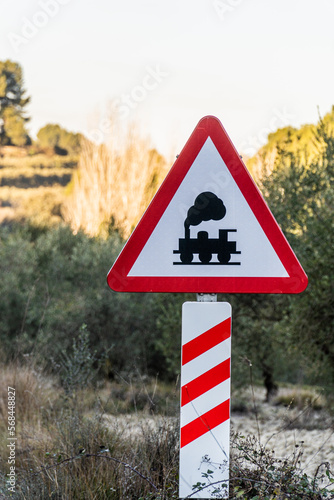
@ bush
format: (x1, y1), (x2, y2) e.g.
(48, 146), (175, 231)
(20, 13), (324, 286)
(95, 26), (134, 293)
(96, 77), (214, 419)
(0, 223), (166, 379)
(230, 432), (334, 499)
(37, 123), (82, 155)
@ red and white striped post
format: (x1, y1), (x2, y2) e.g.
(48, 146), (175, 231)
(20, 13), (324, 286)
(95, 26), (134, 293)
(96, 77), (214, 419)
(179, 300), (231, 499)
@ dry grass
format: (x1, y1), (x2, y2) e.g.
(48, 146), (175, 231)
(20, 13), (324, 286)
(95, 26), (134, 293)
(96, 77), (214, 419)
(0, 361), (180, 499)
(63, 127), (168, 239)
(0, 166), (73, 180)
(0, 146), (28, 158)
(0, 154), (77, 170)
(0, 186), (66, 225)
(0, 152), (78, 226)
(0, 359), (59, 431)
(1, 361), (333, 499)
(273, 386), (326, 412)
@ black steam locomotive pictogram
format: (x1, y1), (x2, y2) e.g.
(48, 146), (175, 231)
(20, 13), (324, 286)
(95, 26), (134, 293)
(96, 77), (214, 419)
(173, 192), (241, 265)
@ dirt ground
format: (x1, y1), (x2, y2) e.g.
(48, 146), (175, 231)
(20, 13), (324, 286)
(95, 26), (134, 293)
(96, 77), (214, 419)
(104, 386), (334, 482)
(231, 387), (334, 479)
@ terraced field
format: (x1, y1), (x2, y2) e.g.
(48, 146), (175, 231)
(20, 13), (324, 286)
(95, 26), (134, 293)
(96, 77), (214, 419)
(0, 147), (78, 225)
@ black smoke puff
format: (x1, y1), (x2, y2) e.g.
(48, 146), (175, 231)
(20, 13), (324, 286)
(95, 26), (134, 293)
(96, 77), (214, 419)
(185, 192), (226, 229)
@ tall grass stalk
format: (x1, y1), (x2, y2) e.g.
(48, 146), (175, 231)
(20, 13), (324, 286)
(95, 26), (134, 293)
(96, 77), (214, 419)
(63, 126), (168, 239)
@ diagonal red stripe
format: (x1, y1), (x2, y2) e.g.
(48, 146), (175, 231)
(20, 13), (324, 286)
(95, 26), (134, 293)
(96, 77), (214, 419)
(182, 317), (231, 365)
(181, 358), (230, 407)
(180, 399), (230, 448)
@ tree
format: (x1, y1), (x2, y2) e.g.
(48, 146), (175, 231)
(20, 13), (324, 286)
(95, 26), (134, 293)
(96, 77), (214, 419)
(261, 120), (334, 397)
(0, 59), (30, 146)
(247, 107), (334, 181)
(222, 111), (334, 399)
(37, 123), (62, 149)
(37, 123), (82, 155)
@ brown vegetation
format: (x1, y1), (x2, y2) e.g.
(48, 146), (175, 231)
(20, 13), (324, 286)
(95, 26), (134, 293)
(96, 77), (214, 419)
(63, 129), (168, 239)
(1, 360), (333, 499)
(0, 149), (77, 225)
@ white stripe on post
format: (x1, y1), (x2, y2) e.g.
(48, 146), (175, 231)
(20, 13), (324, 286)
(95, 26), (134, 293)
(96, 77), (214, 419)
(179, 301), (231, 499)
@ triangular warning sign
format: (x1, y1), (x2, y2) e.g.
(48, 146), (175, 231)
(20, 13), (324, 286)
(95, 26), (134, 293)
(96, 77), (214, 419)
(107, 116), (308, 294)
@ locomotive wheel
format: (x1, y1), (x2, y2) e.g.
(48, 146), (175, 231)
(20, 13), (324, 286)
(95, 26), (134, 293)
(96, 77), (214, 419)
(199, 252), (212, 264)
(218, 252), (231, 264)
(180, 250), (193, 264)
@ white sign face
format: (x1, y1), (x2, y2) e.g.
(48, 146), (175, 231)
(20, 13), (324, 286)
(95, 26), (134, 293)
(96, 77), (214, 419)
(128, 137), (288, 278)
(179, 301), (231, 499)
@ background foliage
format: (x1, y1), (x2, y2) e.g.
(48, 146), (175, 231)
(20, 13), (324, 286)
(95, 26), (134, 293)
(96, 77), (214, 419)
(36, 123), (82, 155)
(63, 130), (168, 239)
(0, 60), (30, 146)
(0, 108), (333, 404)
(0, 59), (333, 402)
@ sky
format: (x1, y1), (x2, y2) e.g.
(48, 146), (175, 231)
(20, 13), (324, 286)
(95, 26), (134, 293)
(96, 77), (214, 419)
(1, 0), (334, 159)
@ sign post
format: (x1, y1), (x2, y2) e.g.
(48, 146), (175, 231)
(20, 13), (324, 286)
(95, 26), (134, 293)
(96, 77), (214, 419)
(107, 116), (308, 498)
(180, 299), (231, 499)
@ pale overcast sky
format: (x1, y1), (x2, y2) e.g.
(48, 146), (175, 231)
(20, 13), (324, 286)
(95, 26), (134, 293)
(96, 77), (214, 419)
(1, 0), (333, 157)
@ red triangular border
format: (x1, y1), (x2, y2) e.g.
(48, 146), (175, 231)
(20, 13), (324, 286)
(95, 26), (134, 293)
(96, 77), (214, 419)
(107, 116), (308, 293)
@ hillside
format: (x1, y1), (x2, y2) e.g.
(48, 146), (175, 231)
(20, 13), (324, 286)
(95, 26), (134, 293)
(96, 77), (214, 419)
(246, 106), (334, 180)
(1, 107), (333, 230)
(0, 146), (77, 226)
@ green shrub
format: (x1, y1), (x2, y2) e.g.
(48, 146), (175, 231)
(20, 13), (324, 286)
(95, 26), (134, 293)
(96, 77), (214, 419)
(0, 223), (166, 379)
(230, 432), (334, 499)
(37, 123), (82, 155)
